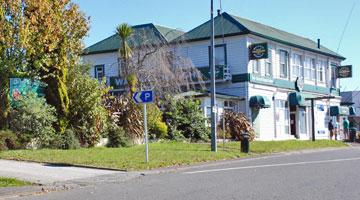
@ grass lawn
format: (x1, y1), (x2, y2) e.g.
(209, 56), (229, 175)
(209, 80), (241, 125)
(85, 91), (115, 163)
(0, 177), (31, 188)
(0, 140), (346, 171)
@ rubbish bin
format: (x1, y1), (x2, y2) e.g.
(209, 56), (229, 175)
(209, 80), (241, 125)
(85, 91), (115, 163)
(241, 132), (250, 153)
(349, 128), (357, 142)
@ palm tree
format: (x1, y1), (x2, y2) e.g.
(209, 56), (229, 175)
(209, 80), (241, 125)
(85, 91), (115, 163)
(116, 23), (133, 78)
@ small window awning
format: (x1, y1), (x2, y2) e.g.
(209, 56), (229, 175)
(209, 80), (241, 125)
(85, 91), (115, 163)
(350, 107), (357, 116)
(330, 106), (350, 116)
(249, 95), (271, 109)
(288, 92), (308, 107)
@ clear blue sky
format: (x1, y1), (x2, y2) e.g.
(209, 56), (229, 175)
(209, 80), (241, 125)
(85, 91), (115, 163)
(73, 0), (359, 91)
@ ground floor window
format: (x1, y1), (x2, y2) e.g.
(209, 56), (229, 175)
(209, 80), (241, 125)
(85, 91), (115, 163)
(299, 107), (307, 135)
(275, 100), (290, 135)
(224, 100), (237, 112)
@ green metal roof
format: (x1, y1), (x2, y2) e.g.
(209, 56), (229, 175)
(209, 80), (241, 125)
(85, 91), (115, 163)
(83, 23), (184, 55)
(177, 12), (345, 60)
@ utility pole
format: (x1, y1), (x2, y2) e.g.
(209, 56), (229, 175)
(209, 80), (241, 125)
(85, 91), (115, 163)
(210, 0), (217, 152)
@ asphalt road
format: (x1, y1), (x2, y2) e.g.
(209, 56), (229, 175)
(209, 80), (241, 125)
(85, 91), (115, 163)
(12, 146), (360, 200)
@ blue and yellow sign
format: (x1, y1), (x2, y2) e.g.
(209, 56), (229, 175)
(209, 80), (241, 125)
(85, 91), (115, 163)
(249, 43), (268, 60)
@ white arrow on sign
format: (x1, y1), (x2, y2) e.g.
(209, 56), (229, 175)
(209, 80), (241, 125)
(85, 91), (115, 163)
(133, 92), (142, 103)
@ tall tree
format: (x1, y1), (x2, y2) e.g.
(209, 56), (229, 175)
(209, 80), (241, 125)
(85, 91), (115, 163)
(0, 0), (27, 129)
(1, 0), (89, 132)
(22, 0), (89, 133)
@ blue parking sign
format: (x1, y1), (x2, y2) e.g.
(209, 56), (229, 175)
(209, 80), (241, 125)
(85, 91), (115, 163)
(133, 90), (154, 104)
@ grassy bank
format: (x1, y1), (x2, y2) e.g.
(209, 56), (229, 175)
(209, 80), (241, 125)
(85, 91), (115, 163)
(0, 177), (31, 188)
(0, 140), (346, 171)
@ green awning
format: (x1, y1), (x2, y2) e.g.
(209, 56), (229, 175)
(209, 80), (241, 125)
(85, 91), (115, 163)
(350, 107), (357, 116)
(288, 92), (308, 107)
(249, 95), (271, 109)
(330, 106), (350, 116)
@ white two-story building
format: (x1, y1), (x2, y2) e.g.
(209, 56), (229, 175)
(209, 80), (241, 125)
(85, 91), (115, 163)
(82, 12), (350, 141)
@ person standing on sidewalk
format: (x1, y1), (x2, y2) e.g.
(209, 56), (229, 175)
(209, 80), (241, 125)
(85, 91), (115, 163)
(328, 120), (334, 140)
(343, 118), (350, 141)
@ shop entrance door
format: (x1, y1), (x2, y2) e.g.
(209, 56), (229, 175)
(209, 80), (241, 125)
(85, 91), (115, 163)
(290, 113), (297, 138)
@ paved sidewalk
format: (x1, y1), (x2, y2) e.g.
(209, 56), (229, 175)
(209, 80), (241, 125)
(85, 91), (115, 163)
(0, 160), (121, 185)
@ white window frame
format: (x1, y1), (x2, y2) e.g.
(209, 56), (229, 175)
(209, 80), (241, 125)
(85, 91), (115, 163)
(317, 60), (326, 83)
(94, 65), (105, 82)
(253, 60), (261, 74)
(311, 58), (316, 80)
(292, 53), (304, 78)
(279, 50), (289, 79)
(275, 100), (290, 135)
(265, 48), (273, 77)
(330, 63), (338, 88)
(304, 57), (316, 81)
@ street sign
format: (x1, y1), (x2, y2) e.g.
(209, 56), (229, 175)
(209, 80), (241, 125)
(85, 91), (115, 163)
(132, 90), (154, 104)
(132, 90), (154, 163)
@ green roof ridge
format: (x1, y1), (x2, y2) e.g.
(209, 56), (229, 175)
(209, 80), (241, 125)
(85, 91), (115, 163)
(83, 23), (184, 55)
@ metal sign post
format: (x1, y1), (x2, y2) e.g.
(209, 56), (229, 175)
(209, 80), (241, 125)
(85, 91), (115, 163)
(133, 90), (154, 163)
(143, 103), (149, 163)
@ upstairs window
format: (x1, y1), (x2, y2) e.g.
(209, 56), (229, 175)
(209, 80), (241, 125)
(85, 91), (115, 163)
(253, 60), (261, 74)
(279, 50), (289, 78)
(265, 48), (272, 77)
(292, 54), (304, 78)
(317, 60), (326, 83)
(209, 44), (227, 66)
(94, 65), (105, 82)
(304, 57), (316, 81)
(331, 63), (337, 88)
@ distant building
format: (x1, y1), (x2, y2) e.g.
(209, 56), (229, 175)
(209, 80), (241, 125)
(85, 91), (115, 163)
(81, 12), (350, 141)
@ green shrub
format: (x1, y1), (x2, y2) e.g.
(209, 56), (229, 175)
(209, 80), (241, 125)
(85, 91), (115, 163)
(9, 92), (57, 148)
(107, 124), (131, 148)
(163, 97), (210, 142)
(0, 130), (19, 150)
(67, 64), (110, 147)
(147, 105), (168, 139)
(57, 129), (80, 150)
(152, 121), (168, 139)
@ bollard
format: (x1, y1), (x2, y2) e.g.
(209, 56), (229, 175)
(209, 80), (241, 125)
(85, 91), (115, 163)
(241, 132), (250, 153)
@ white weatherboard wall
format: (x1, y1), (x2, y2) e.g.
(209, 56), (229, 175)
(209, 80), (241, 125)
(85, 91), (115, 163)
(82, 52), (119, 78)
(175, 35), (248, 75)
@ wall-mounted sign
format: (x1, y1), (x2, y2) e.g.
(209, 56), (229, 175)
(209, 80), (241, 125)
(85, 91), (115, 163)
(109, 77), (125, 90)
(249, 43), (268, 60)
(337, 65), (352, 78)
(295, 77), (304, 92)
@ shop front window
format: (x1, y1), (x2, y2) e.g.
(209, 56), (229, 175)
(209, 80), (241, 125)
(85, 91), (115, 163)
(276, 100), (290, 135)
(299, 107), (307, 135)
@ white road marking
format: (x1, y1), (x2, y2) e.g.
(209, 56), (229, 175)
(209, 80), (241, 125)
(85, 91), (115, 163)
(184, 157), (360, 174)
